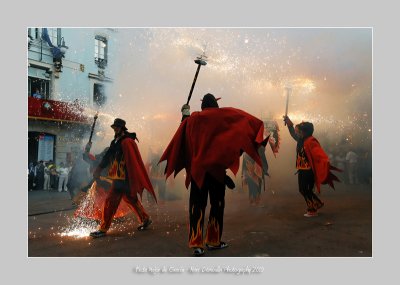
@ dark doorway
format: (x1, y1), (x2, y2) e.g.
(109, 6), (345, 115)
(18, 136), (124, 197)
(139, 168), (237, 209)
(94, 83), (106, 107)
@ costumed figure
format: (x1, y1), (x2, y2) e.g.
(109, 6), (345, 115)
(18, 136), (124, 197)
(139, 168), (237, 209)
(72, 143), (131, 221)
(147, 148), (167, 204)
(89, 118), (157, 238)
(242, 144), (269, 205)
(160, 93), (267, 256)
(283, 116), (341, 217)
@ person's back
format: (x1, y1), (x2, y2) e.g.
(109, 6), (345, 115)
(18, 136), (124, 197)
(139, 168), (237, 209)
(43, 163), (51, 190)
(346, 151), (358, 164)
(346, 150), (359, 184)
(161, 93), (266, 256)
(335, 152), (346, 170)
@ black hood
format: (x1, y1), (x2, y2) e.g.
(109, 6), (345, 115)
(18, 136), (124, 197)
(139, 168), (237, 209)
(201, 93), (219, 110)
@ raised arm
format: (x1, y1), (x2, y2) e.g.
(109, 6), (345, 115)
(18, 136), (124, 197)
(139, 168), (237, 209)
(283, 116), (299, 142)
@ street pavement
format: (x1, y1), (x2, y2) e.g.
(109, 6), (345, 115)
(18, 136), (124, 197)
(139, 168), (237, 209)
(28, 189), (75, 216)
(28, 182), (372, 257)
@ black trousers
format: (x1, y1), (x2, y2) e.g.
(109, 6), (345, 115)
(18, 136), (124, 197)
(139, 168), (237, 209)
(298, 169), (323, 212)
(188, 173), (225, 248)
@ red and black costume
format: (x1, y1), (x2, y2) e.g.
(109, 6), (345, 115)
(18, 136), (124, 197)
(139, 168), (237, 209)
(73, 147), (131, 221)
(92, 122), (156, 235)
(160, 94), (265, 250)
(286, 119), (341, 214)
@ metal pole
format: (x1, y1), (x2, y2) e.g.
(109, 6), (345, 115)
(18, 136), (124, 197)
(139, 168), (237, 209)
(88, 112), (98, 144)
(186, 57), (207, 105)
(40, 37), (43, 62)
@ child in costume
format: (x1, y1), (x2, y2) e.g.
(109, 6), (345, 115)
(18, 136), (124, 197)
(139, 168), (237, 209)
(283, 116), (341, 217)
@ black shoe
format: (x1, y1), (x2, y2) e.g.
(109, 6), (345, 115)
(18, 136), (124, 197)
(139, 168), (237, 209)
(206, 241), (229, 250)
(137, 219), (152, 231)
(193, 247), (205, 256)
(225, 175), (235, 189)
(89, 230), (106, 238)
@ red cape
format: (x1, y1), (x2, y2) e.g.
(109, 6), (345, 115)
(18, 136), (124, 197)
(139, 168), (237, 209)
(121, 138), (157, 202)
(303, 136), (341, 193)
(160, 107), (265, 189)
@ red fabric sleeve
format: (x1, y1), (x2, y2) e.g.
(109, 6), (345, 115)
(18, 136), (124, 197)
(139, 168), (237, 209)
(121, 138), (157, 202)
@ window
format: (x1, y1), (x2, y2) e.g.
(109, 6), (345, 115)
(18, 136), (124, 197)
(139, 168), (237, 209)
(94, 35), (108, 68)
(28, 28), (60, 45)
(29, 76), (50, 99)
(93, 83), (106, 107)
(35, 28), (41, 40)
(47, 28), (58, 45)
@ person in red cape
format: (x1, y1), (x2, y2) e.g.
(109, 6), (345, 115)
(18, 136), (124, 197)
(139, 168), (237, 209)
(160, 93), (266, 256)
(89, 118), (157, 238)
(72, 143), (131, 221)
(283, 116), (341, 217)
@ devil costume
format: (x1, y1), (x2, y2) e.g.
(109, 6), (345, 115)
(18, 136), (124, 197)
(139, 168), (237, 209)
(73, 146), (131, 221)
(285, 118), (341, 216)
(90, 119), (156, 237)
(242, 145), (269, 205)
(160, 94), (265, 254)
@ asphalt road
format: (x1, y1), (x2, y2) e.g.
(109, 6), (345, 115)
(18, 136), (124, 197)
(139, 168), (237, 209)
(28, 182), (372, 257)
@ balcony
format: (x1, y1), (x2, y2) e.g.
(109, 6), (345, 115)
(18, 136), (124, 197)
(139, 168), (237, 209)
(28, 97), (90, 124)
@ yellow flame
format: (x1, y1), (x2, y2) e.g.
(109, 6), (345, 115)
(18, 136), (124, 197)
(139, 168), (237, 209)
(189, 210), (203, 247)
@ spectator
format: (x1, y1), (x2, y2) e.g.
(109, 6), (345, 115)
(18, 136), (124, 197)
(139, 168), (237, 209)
(346, 149), (359, 185)
(327, 148), (335, 166)
(43, 162), (51, 190)
(35, 160), (45, 190)
(32, 88), (42, 99)
(48, 160), (58, 189)
(28, 162), (36, 191)
(335, 150), (347, 184)
(58, 162), (70, 192)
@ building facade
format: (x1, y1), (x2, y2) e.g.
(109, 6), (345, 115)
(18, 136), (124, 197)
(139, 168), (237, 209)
(28, 28), (116, 165)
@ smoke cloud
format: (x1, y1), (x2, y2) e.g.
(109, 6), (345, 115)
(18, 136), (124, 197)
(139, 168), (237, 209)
(84, 28), (371, 195)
